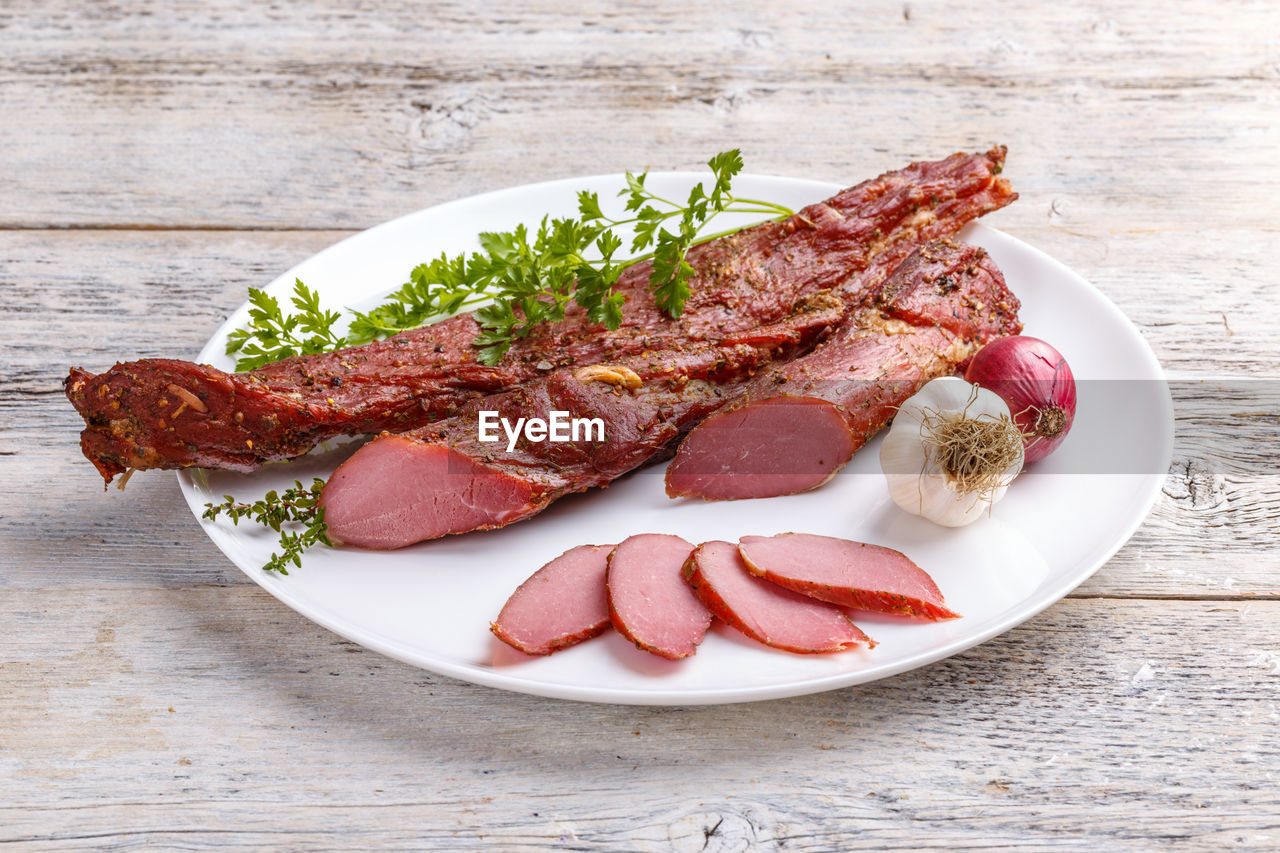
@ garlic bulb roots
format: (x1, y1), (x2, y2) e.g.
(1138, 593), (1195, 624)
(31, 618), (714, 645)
(879, 376), (1025, 527)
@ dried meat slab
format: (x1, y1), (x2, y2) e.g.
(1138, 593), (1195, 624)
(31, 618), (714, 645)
(66, 149), (1015, 483)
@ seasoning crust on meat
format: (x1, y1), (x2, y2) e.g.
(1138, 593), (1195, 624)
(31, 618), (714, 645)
(65, 149), (1015, 484)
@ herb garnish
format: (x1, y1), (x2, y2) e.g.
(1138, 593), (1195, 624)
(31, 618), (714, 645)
(202, 479), (330, 575)
(225, 281), (350, 371)
(224, 150), (793, 370)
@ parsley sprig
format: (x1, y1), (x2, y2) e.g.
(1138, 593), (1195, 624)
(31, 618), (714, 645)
(201, 479), (331, 575)
(225, 281), (349, 371)
(224, 150), (793, 370)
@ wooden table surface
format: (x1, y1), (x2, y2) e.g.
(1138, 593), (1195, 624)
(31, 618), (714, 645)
(3, 1), (1277, 849)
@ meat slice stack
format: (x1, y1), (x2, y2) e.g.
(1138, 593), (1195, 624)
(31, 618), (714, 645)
(490, 533), (956, 660)
(682, 541), (874, 654)
(65, 148), (1015, 484)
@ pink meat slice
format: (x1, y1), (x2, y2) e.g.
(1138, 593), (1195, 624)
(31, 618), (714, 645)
(490, 544), (615, 656)
(668, 396), (859, 500)
(606, 534), (711, 660)
(737, 533), (959, 621)
(663, 322), (960, 500)
(318, 435), (538, 549)
(681, 541), (874, 654)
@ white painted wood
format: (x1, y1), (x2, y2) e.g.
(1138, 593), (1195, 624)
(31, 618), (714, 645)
(1, 0), (1277, 847)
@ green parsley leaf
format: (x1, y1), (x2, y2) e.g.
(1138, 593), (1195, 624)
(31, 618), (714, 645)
(225, 280), (349, 371)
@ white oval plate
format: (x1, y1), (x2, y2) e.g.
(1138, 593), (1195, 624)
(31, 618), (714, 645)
(180, 172), (1172, 705)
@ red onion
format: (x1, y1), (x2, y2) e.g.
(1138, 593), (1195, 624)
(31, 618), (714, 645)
(964, 336), (1076, 464)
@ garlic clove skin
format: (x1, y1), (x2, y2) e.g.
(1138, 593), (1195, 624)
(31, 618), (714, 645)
(879, 376), (1025, 527)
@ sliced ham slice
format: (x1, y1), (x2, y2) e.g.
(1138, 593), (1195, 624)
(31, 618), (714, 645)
(681, 541), (874, 654)
(490, 544), (615, 656)
(737, 533), (959, 621)
(606, 534), (711, 660)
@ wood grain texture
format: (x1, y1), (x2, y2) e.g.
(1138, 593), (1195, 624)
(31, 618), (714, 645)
(1, 0), (1277, 847)
(0, 1), (1277, 231)
(1, 595), (1277, 850)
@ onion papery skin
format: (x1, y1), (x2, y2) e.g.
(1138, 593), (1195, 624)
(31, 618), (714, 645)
(964, 336), (1076, 464)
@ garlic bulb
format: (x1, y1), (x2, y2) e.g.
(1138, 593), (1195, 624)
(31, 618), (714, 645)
(879, 376), (1025, 527)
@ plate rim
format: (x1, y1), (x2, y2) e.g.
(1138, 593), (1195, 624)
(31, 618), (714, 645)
(179, 172), (1173, 706)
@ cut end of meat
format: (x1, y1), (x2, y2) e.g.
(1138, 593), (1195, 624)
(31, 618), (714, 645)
(664, 396), (856, 500)
(65, 360), (294, 483)
(490, 544), (615, 656)
(666, 238), (1021, 504)
(682, 541), (875, 654)
(874, 239), (1022, 346)
(738, 533), (960, 621)
(320, 435), (538, 549)
(606, 534), (711, 660)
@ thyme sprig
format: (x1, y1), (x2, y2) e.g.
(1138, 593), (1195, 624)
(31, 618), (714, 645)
(202, 478), (331, 575)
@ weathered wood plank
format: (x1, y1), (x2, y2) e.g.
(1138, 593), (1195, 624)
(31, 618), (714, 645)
(0, 1), (1276, 229)
(0, 594), (1276, 849)
(2, 0), (1278, 845)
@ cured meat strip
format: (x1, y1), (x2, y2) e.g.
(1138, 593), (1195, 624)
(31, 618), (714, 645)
(490, 544), (616, 655)
(664, 324), (958, 499)
(665, 239), (1022, 500)
(606, 535), (711, 659)
(682, 541), (874, 654)
(319, 299), (844, 549)
(66, 149), (1015, 484)
(738, 534), (958, 621)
